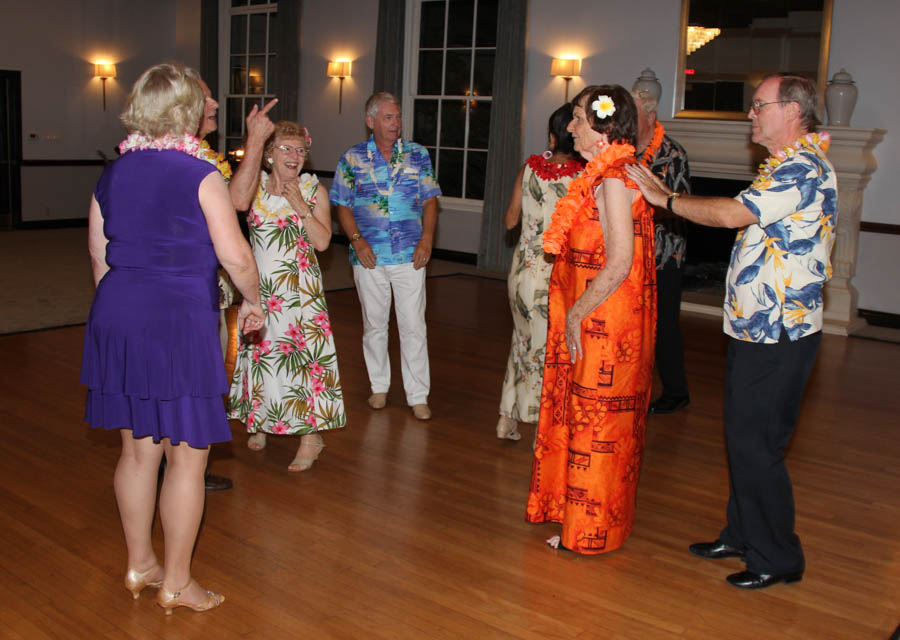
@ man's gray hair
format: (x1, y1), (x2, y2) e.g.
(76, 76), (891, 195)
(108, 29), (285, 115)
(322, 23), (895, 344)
(365, 92), (400, 119)
(766, 73), (821, 131)
(630, 89), (658, 115)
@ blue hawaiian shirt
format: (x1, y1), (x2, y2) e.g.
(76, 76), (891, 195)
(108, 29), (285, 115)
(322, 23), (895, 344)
(330, 136), (441, 266)
(726, 134), (837, 344)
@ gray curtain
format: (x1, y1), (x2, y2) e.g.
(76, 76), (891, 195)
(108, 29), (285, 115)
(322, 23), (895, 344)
(374, 0), (406, 98)
(271, 0), (302, 121)
(200, 0), (219, 148)
(477, 0), (527, 272)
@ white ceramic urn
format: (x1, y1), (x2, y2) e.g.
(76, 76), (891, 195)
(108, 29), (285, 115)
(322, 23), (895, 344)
(825, 68), (858, 126)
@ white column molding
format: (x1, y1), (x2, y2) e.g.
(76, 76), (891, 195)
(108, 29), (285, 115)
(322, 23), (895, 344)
(661, 118), (885, 336)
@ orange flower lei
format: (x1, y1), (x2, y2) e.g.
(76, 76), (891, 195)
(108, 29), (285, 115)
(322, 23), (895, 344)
(638, 120), (665, 168)
(543, 142), (636, 255)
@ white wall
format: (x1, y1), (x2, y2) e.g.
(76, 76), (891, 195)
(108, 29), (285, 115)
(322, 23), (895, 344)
(0, 0), (181, 221)
(827, 0), (900, 314)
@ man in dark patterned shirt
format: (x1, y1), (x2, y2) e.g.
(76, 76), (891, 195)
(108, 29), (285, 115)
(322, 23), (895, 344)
(631, 86), (691, 414)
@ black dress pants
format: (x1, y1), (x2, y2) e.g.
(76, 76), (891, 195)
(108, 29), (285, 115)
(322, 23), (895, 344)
(718, 330), (821, 575)
(655, 257), (689, 399)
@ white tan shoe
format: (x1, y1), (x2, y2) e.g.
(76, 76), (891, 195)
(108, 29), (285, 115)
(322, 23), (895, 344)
(368, 392), (387, 409)
(411, 404), (432, 420)
(496, 416), (521, 441)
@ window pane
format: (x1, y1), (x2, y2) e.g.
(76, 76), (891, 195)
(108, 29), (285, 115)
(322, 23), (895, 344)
(227, 98), (244, 137)
(444, 50), (471, 96)
(439, 149), (463, 197)
(230, 15), (246, 54)
(268, 12), (278, 46)
(417, 51), (443, 96)
(446, 0), (474, 47)
(468, 100), (490, 149)
(249, 0), (269, 4)
(230, 56), (247, 93)
(475, 0), (498, 46)
(465, 150), (487, 199)
(231, 0), (246, 7)
(440, 100), (466, 148)
(249, 13), (267, 54)
(472, 51), (494, 97)
(248, 55), (266, 94)
(413, 99), (439, 147)
(268, 54), (278, 94)
(420, 0), (445, 48)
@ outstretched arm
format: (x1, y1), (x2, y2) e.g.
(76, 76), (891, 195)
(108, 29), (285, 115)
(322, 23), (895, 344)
(625, 163), (755, 228)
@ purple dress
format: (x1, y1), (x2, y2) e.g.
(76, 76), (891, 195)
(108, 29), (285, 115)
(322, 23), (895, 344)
(81, 149), (232, 448)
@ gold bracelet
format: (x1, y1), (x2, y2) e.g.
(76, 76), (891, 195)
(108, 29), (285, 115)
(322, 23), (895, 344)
(666, 192), (682, 213)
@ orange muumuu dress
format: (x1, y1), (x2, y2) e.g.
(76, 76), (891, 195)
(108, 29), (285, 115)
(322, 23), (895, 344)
(526, 143), (657, 555)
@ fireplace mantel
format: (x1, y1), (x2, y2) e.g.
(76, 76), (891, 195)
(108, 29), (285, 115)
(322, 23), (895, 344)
(661, 118), (886, 336)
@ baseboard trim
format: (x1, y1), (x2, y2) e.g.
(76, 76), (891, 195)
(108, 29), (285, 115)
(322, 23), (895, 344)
(858, 308), (900, 329)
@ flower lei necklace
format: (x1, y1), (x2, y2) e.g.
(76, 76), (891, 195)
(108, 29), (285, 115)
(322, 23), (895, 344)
(527, 154), (584, 181)
(366, 139), (404, 197)
(638, 120), (665, 168)
(756, 131), (831, 181)
(543, 142), (636, 255)
(118, 132), (232, 180)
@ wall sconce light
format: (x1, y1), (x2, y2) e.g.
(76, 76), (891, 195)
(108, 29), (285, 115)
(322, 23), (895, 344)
(686, 26), (721, 55)
(327, 61), (352, 114)
(94, 63), (117, 111)
(550, 58), (581, 102)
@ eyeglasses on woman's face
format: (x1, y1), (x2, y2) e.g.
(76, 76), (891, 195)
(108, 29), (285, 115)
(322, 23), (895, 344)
(276, 144), (308, 156)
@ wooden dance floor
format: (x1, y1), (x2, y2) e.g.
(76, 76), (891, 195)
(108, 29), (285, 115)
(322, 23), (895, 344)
(1, 274), (898, 638)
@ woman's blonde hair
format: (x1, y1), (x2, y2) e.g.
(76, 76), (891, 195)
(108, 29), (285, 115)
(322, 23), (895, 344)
(263, 121), (312, 170)
(120, 62), (204, 138)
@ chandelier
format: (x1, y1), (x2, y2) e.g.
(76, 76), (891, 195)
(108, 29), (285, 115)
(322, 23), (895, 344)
(687, 26), (721, 55)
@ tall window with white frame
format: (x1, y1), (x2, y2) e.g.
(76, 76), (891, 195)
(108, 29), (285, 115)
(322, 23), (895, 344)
(410, 0), (498, 200)
(222, 0), (278, 159)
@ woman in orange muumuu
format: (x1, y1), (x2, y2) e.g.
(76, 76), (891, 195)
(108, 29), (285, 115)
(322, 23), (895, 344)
(526, 85), (656, 555)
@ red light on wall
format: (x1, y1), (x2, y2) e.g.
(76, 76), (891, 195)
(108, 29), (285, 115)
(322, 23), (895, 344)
(685, 69), (695, 75)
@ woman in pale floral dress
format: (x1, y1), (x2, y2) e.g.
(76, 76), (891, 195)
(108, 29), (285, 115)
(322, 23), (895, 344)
(496, 105), (583, 441)
(228, 121), (346, 471)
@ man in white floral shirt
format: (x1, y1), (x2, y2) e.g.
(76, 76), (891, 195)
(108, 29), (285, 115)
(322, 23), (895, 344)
(627, 73), (837, 590)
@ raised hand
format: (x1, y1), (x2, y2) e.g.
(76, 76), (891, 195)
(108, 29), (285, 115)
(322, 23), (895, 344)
(246, 98), (278, 144)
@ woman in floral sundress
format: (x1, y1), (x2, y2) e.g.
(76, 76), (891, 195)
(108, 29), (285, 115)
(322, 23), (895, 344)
(496, 104), (583, 442)
(228, 121), (346, 471)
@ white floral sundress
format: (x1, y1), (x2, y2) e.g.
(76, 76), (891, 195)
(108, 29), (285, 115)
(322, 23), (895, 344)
(227, 171), (346, 434)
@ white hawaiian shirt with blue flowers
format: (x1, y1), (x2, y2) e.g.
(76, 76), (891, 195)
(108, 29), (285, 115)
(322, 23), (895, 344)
(726, 133), (837, 343)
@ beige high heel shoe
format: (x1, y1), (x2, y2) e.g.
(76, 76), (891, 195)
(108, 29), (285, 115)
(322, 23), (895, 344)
(124, 565), (163, 599)
(288, 433), (324, 472)
(496, 416), (521, 441)
(156, 579), (224, 615)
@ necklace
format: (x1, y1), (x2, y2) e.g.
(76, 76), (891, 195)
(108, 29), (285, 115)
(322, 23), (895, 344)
(527, 154), (585, 180)
(366, 139), (404, 197)
(118, 132), (232, 179)
(756, 131), (831, 182)
(543, 142), (636, 255)
(637, 120), (665, 168)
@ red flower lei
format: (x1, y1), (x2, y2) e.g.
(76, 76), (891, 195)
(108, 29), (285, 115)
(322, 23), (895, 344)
(526, 154), (585, 181)
(543, 143), (636, 255)
(638, 120), (665, 167)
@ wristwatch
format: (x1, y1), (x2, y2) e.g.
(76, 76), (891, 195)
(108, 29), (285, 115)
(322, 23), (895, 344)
(350, 232), (362, 242)
(666, 192), (682, 213)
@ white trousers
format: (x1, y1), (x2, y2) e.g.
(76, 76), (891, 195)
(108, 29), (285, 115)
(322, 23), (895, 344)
(353, 263), (430, 405)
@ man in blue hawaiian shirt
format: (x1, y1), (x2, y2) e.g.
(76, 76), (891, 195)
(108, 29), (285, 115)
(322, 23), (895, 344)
(330, 92), (441, 420)
(627, 73), (837, 590)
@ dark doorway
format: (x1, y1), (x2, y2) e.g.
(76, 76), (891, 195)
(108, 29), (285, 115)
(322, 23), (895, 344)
(0, 70), (22, 229)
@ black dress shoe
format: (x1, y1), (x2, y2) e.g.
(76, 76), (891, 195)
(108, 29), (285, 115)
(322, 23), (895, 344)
(649, 395), (690, 414)
(726, 569), (803, 589)
(204, 472), (233, 493)
(689, 540), (746, 560)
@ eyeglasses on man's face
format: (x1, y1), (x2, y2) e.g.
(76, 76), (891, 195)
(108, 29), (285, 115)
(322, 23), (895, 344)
(749, 99), (796, 114)
(276, 144), (308, 156)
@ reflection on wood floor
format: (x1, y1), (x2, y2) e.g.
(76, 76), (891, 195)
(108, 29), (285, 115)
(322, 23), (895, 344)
(1, 274), (898, 638)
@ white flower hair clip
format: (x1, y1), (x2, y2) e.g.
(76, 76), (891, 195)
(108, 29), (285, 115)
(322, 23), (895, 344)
(591, 96), (616, 120)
